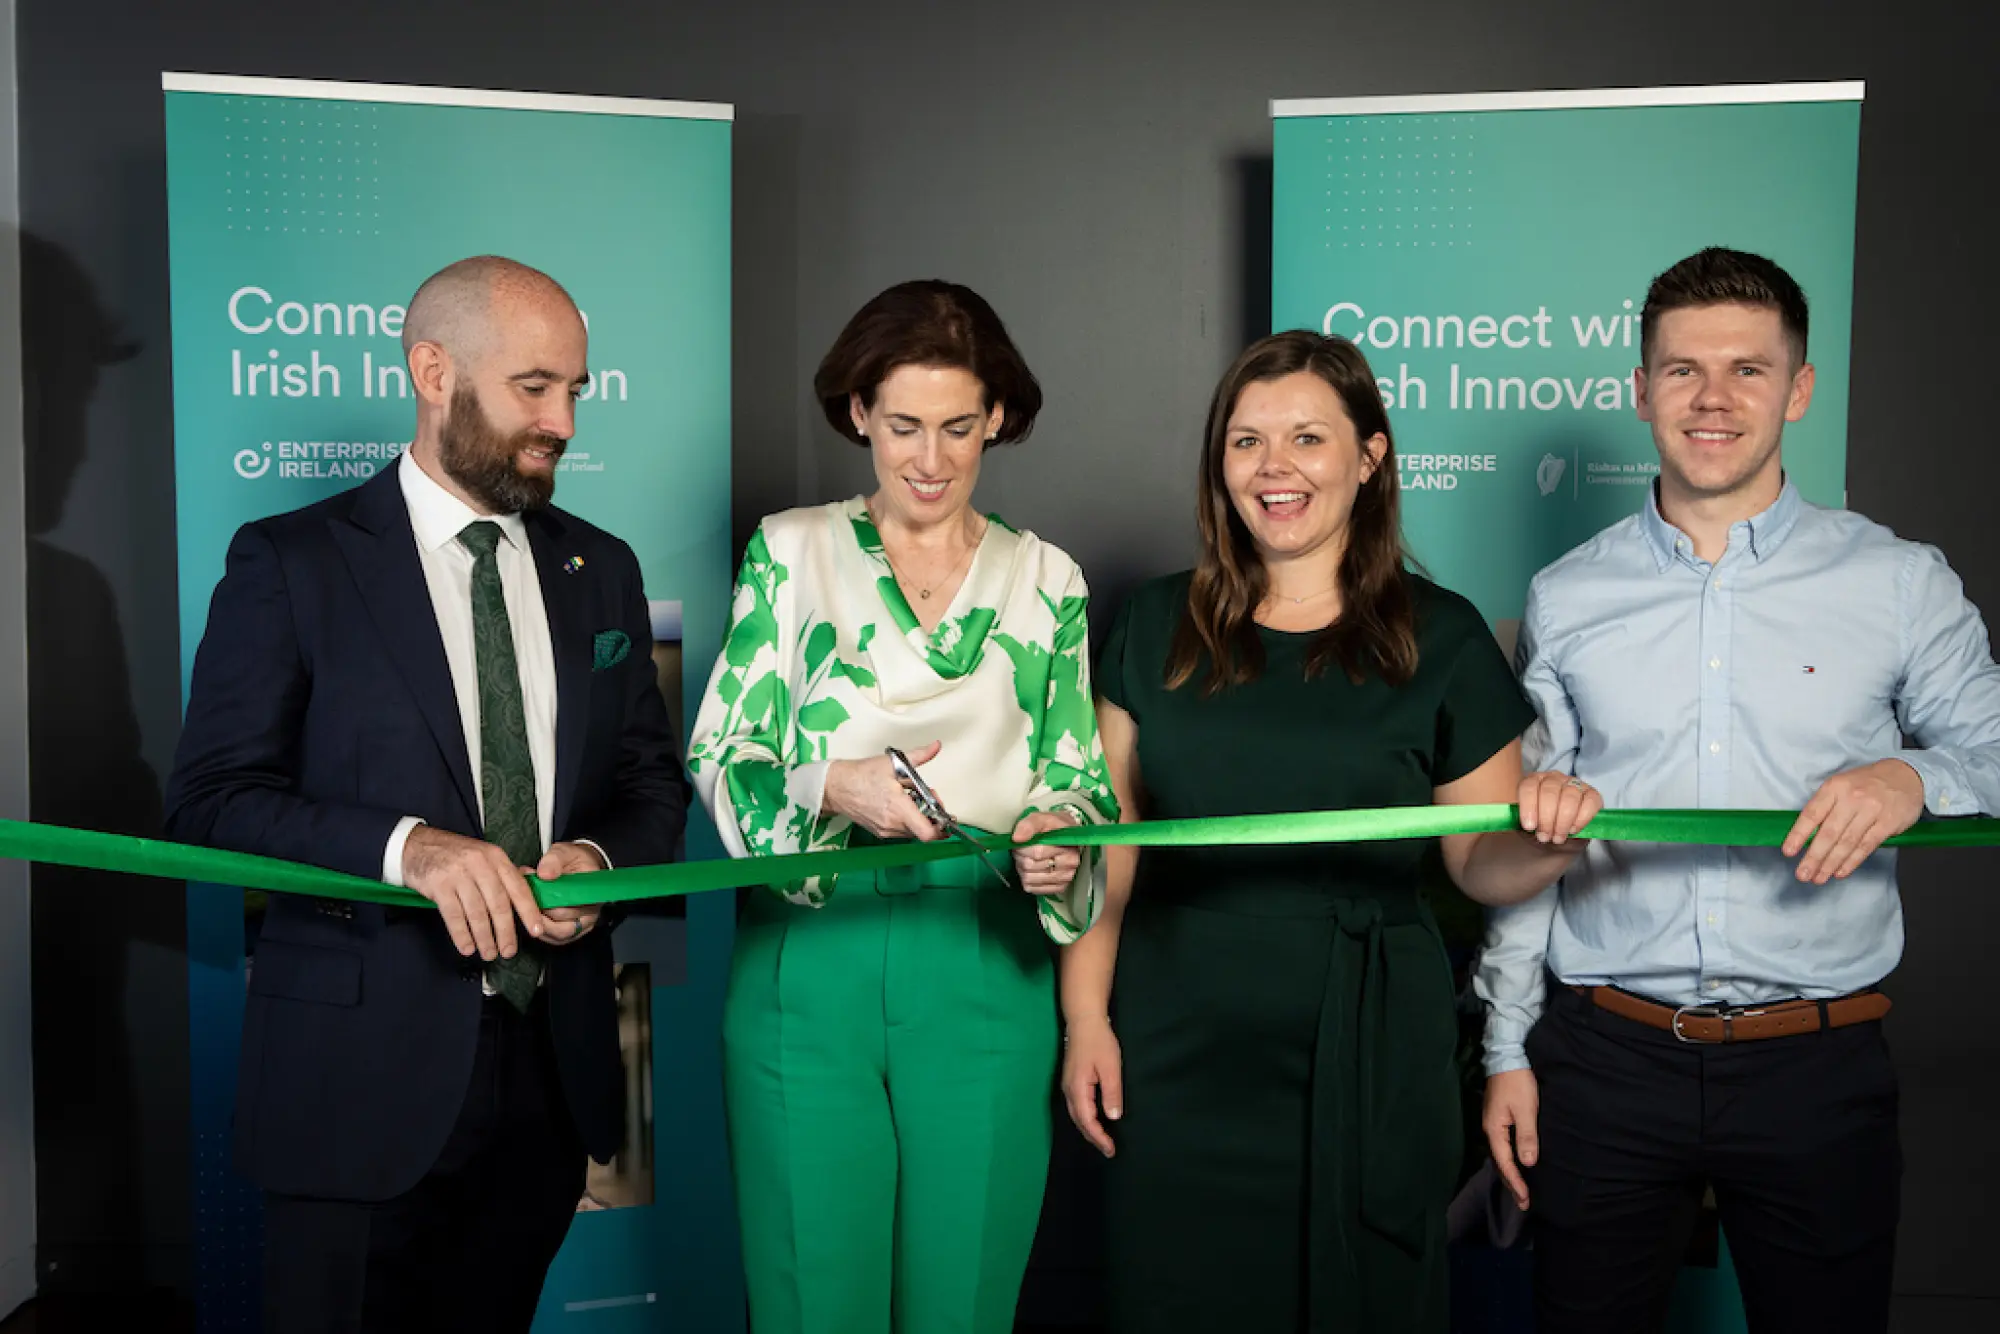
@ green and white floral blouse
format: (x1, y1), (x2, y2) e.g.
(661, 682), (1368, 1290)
(687, 496), (1119, 942)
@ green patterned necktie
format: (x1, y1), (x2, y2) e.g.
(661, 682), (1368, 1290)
(458, 521), (543, 1011)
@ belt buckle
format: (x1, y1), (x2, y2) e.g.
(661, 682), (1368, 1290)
(1671, 1003), (1728, 1044)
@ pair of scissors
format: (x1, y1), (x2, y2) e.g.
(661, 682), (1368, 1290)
(885, 747), (1011, 885)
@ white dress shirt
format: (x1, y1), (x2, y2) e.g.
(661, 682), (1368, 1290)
(381, 450), (561, 885)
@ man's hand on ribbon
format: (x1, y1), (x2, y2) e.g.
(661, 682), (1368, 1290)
(535, 841), (606, 944)
(1783, 758), (1926, 884)
(402, 825), (557, 961)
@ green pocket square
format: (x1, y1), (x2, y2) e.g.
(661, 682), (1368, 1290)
(592, 629), (631, 671)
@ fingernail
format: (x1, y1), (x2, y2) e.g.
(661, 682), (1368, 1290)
(1107, 1108), (1122, 1120)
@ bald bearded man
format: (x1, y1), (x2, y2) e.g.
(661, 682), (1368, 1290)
(166, 256), (689, 1331)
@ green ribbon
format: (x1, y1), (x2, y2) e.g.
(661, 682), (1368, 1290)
(4, 807), (1998, 912)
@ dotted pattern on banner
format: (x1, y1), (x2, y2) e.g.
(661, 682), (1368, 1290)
(1324, 115), (1476, 251)
(220, 96), (387, 237)
(193, 1128), (262, 1332)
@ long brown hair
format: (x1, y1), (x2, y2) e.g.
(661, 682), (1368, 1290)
(1165, 331), (1418, 693)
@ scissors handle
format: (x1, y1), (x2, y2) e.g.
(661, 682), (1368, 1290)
(886, 747), (949, 826)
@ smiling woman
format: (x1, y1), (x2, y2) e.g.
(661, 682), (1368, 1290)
(1170, 331), (1416, 688)
(1063, 330), (1598, 1334)
(687, 279), (1117, 1334)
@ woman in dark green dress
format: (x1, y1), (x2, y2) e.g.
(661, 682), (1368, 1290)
(1061, 331), (1599, 1332)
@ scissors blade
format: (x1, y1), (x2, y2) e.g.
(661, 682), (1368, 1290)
(884, 748), (1008, 884)
(938, 815), (1010, 885)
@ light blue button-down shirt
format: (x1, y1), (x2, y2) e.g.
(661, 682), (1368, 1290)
(1477, 479), (2000, 1075)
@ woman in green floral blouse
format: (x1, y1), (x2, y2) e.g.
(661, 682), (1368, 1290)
(688, 280), (1119, 1334)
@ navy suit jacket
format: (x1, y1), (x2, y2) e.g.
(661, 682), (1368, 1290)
(165, 464), (689, 1201)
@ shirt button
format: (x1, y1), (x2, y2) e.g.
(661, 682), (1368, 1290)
(1939, 795), (1952, 810)
(1709, 741), (1722, 755)
(1709, 657), (1721, 670)
(1706, 913), (1717, 925)
(1708, 980), (1723, 991)
(1713, 578), (1723, 590)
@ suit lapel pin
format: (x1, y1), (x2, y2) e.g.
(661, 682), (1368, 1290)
(563, 556), (586, 575)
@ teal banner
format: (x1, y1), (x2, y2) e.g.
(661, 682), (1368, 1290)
(163, 73), (736, 1331)
(1273, 83), (1862, 639)
(1273, 83), (1864, 1332)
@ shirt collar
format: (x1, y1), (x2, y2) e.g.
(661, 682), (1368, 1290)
(398, 450), (529, 556)
(1640, 474), (1802, 571)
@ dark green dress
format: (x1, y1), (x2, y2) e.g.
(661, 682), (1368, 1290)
(1096, 571), (1534, 1334)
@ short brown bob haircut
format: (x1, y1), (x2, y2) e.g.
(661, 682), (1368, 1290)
(813, 280), (1043, 447)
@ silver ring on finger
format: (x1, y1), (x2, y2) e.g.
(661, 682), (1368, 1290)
(1563, 776), (1587, 790)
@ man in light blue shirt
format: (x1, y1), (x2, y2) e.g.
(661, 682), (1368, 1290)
(1476, 248), (2000, 1334)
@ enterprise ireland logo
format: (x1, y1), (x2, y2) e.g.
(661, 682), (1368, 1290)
(233, 440), (407, 481)
(235, 443), (273, 479)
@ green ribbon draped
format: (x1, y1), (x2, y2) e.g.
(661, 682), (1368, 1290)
(4, 807), (1998, 911)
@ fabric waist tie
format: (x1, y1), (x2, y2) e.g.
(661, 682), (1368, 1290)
(1305, 892), (1436, 1333)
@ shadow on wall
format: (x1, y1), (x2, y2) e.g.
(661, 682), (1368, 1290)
(730, 111), (804, 564)
(1234, 153), (1274, 350)
(18, 227), (193, 1319)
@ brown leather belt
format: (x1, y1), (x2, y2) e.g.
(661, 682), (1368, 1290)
(1569, 984), (1891, 1044)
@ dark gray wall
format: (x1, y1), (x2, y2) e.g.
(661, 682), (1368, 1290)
(15, 0), (1997, 1321)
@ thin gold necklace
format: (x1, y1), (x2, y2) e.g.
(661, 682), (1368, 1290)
(871, 502), (984, 601)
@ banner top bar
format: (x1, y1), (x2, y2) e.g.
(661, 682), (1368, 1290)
(1271, 81), (1864, 119)
(162, 72), (734, 121)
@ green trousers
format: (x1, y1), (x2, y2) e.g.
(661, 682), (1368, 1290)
(723, 854), (1059, 1334)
